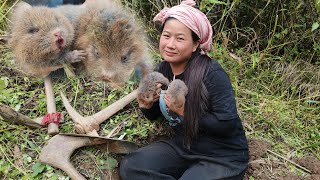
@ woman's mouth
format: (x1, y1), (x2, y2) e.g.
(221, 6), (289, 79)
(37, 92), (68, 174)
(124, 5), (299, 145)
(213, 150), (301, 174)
(165, 51), (176, 57)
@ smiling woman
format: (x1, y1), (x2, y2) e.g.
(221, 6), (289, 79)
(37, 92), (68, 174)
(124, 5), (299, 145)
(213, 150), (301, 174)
(159, 18), (199, 75)
(120, 0), (249, 180)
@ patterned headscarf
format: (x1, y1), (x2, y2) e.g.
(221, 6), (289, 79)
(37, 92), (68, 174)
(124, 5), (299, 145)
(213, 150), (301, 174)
(153, 0), (213, 53)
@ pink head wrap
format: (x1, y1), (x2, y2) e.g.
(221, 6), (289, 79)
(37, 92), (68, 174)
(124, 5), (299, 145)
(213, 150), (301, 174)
(153, 0), (213, 53)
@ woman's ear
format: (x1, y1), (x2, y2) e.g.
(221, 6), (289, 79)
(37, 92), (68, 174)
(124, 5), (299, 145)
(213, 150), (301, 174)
(192, 41), (200, 52)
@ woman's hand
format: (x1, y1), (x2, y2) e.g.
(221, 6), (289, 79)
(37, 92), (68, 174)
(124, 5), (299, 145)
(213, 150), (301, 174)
(137, 83), (162, 109)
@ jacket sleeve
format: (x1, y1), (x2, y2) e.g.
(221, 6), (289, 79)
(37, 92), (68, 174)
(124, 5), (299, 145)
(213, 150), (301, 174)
(199, 65), (240, 137)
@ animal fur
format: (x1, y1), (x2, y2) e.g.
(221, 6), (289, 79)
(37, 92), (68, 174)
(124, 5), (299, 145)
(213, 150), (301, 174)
(166, 79), (188, 109)
(74, 0), (153, 87)
(137, 72), (169, 109)
(7, 1), (86, 78)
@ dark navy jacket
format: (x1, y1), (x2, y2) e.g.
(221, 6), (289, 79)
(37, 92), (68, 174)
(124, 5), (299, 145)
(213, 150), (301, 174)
(142, 60), (249, 164)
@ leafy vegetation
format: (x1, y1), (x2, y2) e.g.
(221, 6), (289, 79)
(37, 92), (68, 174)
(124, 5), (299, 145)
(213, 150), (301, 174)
(0, 0), (319, 179)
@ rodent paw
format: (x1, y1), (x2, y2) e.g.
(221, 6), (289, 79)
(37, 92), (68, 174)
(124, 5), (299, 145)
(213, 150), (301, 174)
(67, 50), (87, 63)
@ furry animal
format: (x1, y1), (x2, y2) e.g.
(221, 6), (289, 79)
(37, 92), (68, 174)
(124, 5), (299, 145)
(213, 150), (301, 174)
(137, 72), (169, 109)
(7, 1), (86, 78)
(166, 79), (188, 110)
(74, 0), (152, 87)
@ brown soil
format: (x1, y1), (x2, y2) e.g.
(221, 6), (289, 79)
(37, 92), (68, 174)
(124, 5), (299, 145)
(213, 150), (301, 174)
(244, 138), (320, 180)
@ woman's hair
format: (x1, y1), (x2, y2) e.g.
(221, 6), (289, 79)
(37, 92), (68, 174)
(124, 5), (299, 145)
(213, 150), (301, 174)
(183, 51), (210, 148)
(159, 17), (211, 148)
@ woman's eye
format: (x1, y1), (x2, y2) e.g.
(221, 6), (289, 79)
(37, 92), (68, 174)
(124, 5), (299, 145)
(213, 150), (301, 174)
(28, 27), (39, 34)
(162, 34), (170, 38)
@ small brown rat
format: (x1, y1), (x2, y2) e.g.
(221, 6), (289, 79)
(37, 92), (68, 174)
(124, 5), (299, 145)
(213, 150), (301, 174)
(166, 79), (188, 110)
(137, 72), (169, 109)
(7, 1), (86, 78)
(74, 0), (153, 87)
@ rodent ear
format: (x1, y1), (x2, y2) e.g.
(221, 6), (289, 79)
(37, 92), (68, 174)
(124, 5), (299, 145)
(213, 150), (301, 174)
(116, 19), (132, 32)
(10, 2), (32, 21)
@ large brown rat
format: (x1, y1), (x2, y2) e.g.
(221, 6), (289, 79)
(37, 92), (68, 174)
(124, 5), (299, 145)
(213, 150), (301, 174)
(7, 1), (86, 78)
(137, 72), (169, 109)
(74, 0), (153, 87)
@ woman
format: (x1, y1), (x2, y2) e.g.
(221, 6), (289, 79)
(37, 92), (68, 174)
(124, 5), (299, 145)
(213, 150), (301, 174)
(120, 0), (249, 179)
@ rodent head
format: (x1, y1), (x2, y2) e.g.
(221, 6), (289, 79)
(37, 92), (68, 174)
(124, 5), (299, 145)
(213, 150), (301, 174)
(167, 79), (188, 96)
(8, 2), (74, 64)
(166, 79), (188, 108)
(76, 4), (148, 87)
(137, 72), (169, 108)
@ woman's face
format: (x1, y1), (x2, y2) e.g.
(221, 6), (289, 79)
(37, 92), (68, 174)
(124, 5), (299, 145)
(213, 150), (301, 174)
(159, 19), (199, 65)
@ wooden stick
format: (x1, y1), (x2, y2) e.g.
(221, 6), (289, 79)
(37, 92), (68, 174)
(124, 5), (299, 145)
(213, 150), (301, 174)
(267, 149), (312, 174)
(0, 104), (43, 128)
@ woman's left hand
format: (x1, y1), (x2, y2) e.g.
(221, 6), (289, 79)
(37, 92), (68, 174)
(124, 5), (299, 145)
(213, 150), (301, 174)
(164, 93), (185, 116)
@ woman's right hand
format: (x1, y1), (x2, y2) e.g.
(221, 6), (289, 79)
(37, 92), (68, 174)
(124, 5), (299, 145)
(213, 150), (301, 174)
(137, 83), (162, 109)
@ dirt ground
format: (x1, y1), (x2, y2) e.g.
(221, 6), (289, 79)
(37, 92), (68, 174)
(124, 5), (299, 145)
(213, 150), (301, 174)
(244, 139), (320, 180)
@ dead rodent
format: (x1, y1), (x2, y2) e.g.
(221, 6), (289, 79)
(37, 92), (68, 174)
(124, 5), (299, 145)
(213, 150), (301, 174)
(137, 72), (169, 109)
(166, 79), (188, 110)
(74, 0), (153, 87)
(7, 1), (86, 78)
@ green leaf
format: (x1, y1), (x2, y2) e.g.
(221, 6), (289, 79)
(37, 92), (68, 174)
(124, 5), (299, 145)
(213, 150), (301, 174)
(207, 0), (228, 5)
(0, 79), (6, 90)
(311, 22), (319, 32)
(308, 133), (320, 140)
(31, 162), (46, 177)
(14, 104), (21, 111)
(24, 155), (32, 163)
(301, 142), (320, 149)
(107, 93), (116, 102)
(21, 175), (31, 180)
(316, 0), (320, 11)
(48, 174), (59, 180)
(26, 140), (36, 149)
(103, 156), (118, 170)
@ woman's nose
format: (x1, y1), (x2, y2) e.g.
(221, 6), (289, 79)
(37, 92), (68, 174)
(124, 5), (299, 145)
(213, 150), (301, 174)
(166, 38), (175, 49)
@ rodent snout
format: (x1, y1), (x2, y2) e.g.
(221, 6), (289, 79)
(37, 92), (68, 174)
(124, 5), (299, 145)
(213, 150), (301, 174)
(55, 38), (65, 49)
(53, 31), (65, 49)
(54, 31), (61, 38)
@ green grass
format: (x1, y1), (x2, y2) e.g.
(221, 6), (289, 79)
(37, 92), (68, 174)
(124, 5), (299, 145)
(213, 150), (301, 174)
(211, 44), (319, 157)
